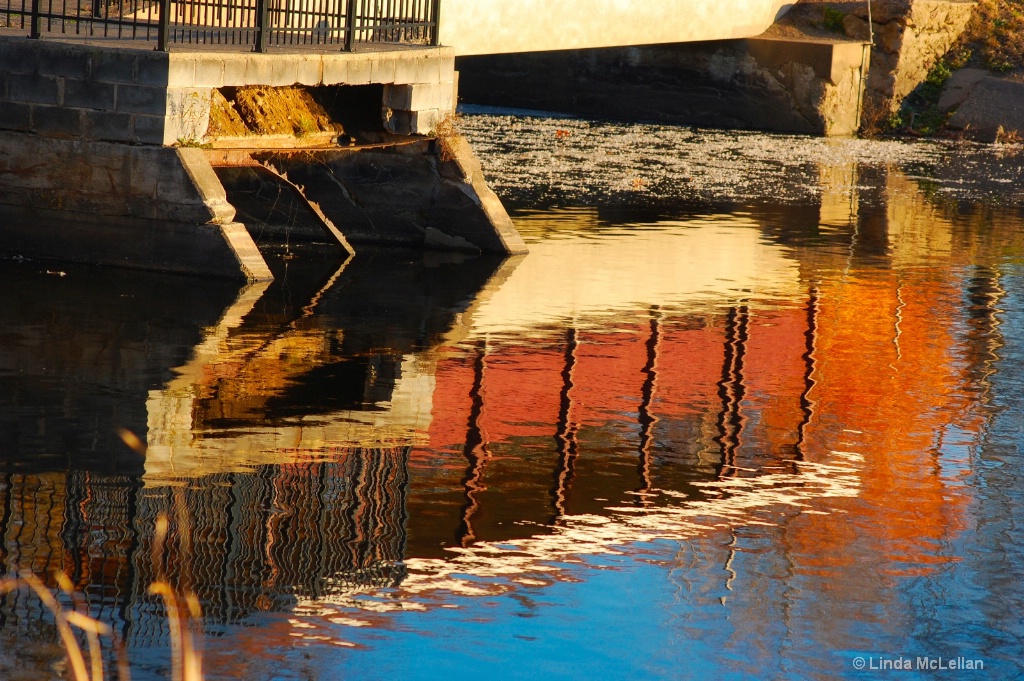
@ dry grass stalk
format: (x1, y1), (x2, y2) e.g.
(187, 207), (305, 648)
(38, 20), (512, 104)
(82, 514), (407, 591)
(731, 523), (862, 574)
(961, 0), (1024, 73)
(1, 429), (206, 681)
(150, 511), (205, 681)
(430, 112), (463, 162)
(0, 571), (121, 681)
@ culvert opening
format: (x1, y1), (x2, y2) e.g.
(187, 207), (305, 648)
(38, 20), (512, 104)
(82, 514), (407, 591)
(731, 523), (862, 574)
(209, 84), (387, 145)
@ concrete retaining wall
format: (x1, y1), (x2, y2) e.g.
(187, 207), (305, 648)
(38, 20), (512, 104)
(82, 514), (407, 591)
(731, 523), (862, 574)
(457, 36), (869, 136)
(210, 136), (526, 254)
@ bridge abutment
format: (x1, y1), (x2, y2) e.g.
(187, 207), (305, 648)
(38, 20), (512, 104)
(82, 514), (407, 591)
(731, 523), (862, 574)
(0, 37), (524, 280)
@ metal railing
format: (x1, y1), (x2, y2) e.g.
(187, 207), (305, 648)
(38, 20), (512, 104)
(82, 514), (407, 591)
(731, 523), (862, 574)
(0, 0), (440, 51)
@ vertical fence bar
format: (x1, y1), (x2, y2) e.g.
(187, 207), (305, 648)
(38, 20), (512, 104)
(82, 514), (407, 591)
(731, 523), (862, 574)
(29, 0), (41, 38)
(255, 0), (269, 51)
(344, 0), (356, 50)
(430, 0), (439, 45)
(157, 0), (171, 50)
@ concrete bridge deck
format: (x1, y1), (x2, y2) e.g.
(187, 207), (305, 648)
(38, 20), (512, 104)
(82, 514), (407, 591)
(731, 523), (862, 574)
(439, 0), (797, 55)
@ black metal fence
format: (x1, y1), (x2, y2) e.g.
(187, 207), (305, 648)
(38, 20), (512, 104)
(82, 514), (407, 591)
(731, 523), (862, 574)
(0, 0), (440, 51)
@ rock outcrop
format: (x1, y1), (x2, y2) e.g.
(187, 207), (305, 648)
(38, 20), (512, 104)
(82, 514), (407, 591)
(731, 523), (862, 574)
(840, 0), (976, 122)
(945, 75), (1024, 141)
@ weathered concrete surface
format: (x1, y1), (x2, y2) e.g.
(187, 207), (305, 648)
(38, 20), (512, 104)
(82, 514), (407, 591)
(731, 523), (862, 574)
(0, 132), (272, 279)
(839, 0), (976, 121)
(211, 137), (528, 254)
(438, 0), (797, 56)
(0, 36), (457, 144)
(947, 76), (1024, 141)
(457, 36), (869, 136)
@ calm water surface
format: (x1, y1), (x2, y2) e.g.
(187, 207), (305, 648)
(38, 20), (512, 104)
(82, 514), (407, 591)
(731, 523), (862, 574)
(1, 118), (1024, 680)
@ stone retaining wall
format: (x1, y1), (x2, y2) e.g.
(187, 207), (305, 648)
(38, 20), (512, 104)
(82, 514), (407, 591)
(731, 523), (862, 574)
(840, 0), (976, 120)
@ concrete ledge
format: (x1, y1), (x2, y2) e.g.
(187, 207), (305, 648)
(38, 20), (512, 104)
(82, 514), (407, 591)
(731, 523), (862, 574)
(0, 131), (271, 280)
(745, 38), (868, 86)
(165, 46), (455, 89)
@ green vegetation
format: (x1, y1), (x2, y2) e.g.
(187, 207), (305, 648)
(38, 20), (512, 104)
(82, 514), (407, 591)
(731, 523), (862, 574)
(176, 138), (212, 148)
(295, 113), (317, 137)
(886, 60), (955, 136)
(822, 6), (846, 34)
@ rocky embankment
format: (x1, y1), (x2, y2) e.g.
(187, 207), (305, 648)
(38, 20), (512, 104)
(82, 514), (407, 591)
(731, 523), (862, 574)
(775, 0), (1024, 141)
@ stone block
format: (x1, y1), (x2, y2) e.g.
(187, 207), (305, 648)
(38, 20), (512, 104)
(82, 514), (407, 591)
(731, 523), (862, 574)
(415, 57), (442, 84)
(322, 56), (348, 85)
(90, 51), (137, 84)
(296, 56), (323, 86)
(0, 40), (38, 75)
(221, 56), (248, 86)
(938, 67), (988, 112)
(244, 56), (274, 85)
(0, 101), (32, 132)
(82, 110), (135, 142)
(31, 105), (83, 138)
(35, 45), (91, 80)
(385, 82), (456, 112)
(346, 57), (371, 85)
(166, 88), (211, 136)
(948, 76), (1024, 140)
(64, 79), (117, 111)
(439, 56), (456, 82)
(411, 108), (442, 135)
(136, 53), (171, 87)
(370, 56), (397, 84)
(393, 56), (419, 85)
(270, 58), (299, 86)
(383, 84), (414, 110)
(167, 58), (198, 88)
(385, 109), (413, 135)
(191, 57), (225, 87)
(117, 84), (169, 116)
(132, 114), (166, 145)
(441, 78), (456, 112)
(385, 108), (441, 136)
(8, 73), (60, 105)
